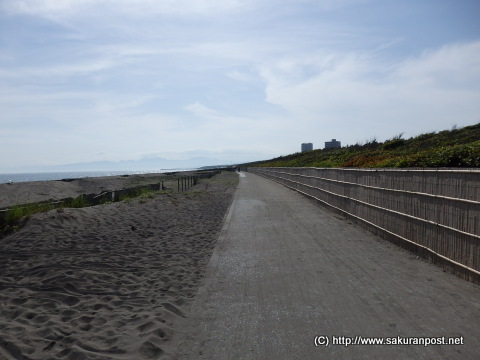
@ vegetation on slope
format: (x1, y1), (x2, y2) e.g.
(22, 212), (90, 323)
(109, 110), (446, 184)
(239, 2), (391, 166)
(249, 123), (480, 168)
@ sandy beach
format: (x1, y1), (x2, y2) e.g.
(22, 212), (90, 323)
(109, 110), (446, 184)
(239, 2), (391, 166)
(0, 171), (238, 359)
(0, 173), (178, 209)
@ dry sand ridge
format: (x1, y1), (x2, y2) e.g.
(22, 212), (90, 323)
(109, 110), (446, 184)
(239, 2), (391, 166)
(0, 171), (238, 359)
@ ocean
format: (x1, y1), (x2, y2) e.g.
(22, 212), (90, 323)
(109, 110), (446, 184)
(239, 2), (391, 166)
(0, 169), (195, 184)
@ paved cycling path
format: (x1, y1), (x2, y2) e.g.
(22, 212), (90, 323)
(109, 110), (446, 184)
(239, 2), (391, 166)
(177, 172), (480, 359)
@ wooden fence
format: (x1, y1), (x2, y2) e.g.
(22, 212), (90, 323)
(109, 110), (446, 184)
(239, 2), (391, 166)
(249, 167), (480, 284)
(0, 170), (223, 231)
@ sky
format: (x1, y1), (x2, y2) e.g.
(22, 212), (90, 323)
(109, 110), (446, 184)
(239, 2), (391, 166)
(1, 0), (479, 172)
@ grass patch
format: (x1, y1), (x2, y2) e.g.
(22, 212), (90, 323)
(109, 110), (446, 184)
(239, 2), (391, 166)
(184, 190), (208, 199)
(246, 123), (480, 168)
(0, 187), (169, 237)
(1, 202), (57, 237)
(0, 172), (221, 237)
(68, 195), (89, 208)
(118, 188), (166, 203)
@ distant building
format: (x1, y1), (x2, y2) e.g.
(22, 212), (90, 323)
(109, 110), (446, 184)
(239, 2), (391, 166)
(301, 143), (313, 152)
(325, 139), (341, 149)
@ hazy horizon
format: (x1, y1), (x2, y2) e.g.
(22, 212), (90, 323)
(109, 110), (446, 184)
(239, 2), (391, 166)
(1, 0), (479, 173)
(0, 155), (237, 174)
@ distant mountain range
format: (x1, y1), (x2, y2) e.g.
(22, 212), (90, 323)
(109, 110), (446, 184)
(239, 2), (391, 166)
(36, 156), (231, 173)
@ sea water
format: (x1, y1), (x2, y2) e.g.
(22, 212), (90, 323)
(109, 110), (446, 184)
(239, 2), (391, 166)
(0, 169), (195, 184)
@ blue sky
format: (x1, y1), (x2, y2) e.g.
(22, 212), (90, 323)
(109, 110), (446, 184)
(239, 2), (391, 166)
(1, 0), (479, 172)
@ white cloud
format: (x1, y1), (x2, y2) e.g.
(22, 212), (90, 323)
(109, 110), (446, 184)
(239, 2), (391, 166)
(185, 102), (223, 120)
(1, 0), (479, 171)
(0, 59), (115, 79)
(394, 41), (480, 90)
(226, 70), (254, 82)
(259, 41), (480, 141)
(1, 0), (248, 19)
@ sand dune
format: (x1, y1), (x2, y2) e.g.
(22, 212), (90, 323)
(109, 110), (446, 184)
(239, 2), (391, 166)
(0, 173), (171, 209)
(0, 171), (237, 359)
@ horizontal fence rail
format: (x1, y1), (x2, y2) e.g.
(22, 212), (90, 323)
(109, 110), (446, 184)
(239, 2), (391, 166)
(0, 170), (223, 230)
(249, 167), (480, 284)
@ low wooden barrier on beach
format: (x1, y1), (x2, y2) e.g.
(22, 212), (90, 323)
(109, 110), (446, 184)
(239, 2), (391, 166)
(0, 170), (223, 230)
(249, 167), (480, 284)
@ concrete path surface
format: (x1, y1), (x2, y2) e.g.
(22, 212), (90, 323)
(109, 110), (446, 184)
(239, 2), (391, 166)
(177, 172), (480, 359)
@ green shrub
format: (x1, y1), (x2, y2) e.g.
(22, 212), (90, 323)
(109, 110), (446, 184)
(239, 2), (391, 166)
(68, 196), (89, 208)
(248, 123), (480, 168)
